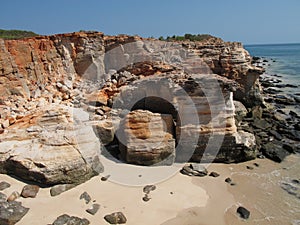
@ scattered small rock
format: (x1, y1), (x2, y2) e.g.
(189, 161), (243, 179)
(253, 163), (259, 167)
(209, 172), (220, 177)
(7, 192), (20, 202)
(225, 178), (232, 184)
(0, 182), (11, 191)
(246, 166), (254, 170)
(21, 185), (39, 198)
(143, 185), (156, 194)
(180, 163), (208, 177)
(225, 177), (236, 185)
(104, 212), (127, 224)
(80, 192), (91, 204)
(52, 214), (90, 225)
(237, 206), (250, 219)
(0, 201), (29, 225)
(86, 203), (100, 215)
(142, 195), (151, 202)
(50, 184), (76, 197)
(101, 175), (110, 181)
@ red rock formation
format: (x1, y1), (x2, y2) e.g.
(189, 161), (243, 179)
(0, 31), (262, 183)
(0, 32), (263, 103)
(0, 32), (104, 101)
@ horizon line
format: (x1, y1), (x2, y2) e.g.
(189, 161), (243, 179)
(244, 42), (300, 46)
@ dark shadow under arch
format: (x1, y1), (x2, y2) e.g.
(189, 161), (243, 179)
(131, 96), (178, 120)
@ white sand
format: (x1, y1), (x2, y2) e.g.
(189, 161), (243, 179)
(0, 170), (210, 225)
(2, 155), (299, 225)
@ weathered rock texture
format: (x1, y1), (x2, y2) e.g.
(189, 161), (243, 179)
(0, 106), (103, 185)
(113, 73), (256, 163)
(182, 40), (264, 107)
(0, 31), (263, 183)
(52, 214), (90, 225)
(119, 110), (175, 165)
(0, 201), (29, 225)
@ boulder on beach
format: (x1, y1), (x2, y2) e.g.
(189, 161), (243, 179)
(52, 214), (90, 225)
(0, 201), (29, 225)
(21, 184), (39, 198)
(262, 142), (290, 163)
(180, 163), (208, 177)
(104, 212), (127, 224)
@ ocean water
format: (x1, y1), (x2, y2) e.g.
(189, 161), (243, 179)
(242, 43), (300, 224)
(245, 43), (300, 95)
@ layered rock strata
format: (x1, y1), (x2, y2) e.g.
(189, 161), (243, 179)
(0, 31), (263, 184)
(0, 106), (103, 185)
(181, 40), (265, 106)
(119, 110), (175, 165)
(113, 73), (256, 164)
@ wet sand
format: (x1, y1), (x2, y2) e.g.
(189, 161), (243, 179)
(163, 155), (300, 225)
(224, 154), (300, 225)
(1, 155), (299, 225)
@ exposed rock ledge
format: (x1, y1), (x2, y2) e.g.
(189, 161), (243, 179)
(0, 106), (103, 185)
(0, 31), (263, 185)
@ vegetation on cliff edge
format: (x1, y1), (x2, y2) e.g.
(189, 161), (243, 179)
(0, 29), (39, 39)
(158, 34), (218, 42)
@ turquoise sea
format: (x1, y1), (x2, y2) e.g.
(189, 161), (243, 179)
(243, 43), (300, 225)
(245, 43), (300, 95)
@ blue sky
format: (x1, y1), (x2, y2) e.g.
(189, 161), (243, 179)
(1, 0), (300, 44)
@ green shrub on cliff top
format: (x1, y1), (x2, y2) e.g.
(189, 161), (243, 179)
(161, 33), (216, 42)
(0, 29), (39, 39)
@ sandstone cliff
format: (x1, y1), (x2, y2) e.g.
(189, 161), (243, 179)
(181, 39), (264, 106)
(0, 31), (263, 185)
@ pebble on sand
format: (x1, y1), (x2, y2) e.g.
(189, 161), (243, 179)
(237, 206), (250, 219)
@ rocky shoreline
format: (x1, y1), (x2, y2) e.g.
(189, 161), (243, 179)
(245, 57), (300, 162)
(0, 32), (299, 224)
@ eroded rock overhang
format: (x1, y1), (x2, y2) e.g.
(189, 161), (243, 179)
(0, 32), (260, 185)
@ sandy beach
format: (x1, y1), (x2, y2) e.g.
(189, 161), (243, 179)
(1, 153), (299, 225)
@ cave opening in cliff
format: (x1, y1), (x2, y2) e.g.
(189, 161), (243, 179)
(131, 96), (178, 128)
(104, 96), (180, 166)
(130, 96), (179, 140)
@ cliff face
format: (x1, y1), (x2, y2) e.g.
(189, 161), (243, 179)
(0, 32), (262, 185)
(0, 32), (104, 101)
(182, 40), (264, 106)
(0, 32), (263, 105)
